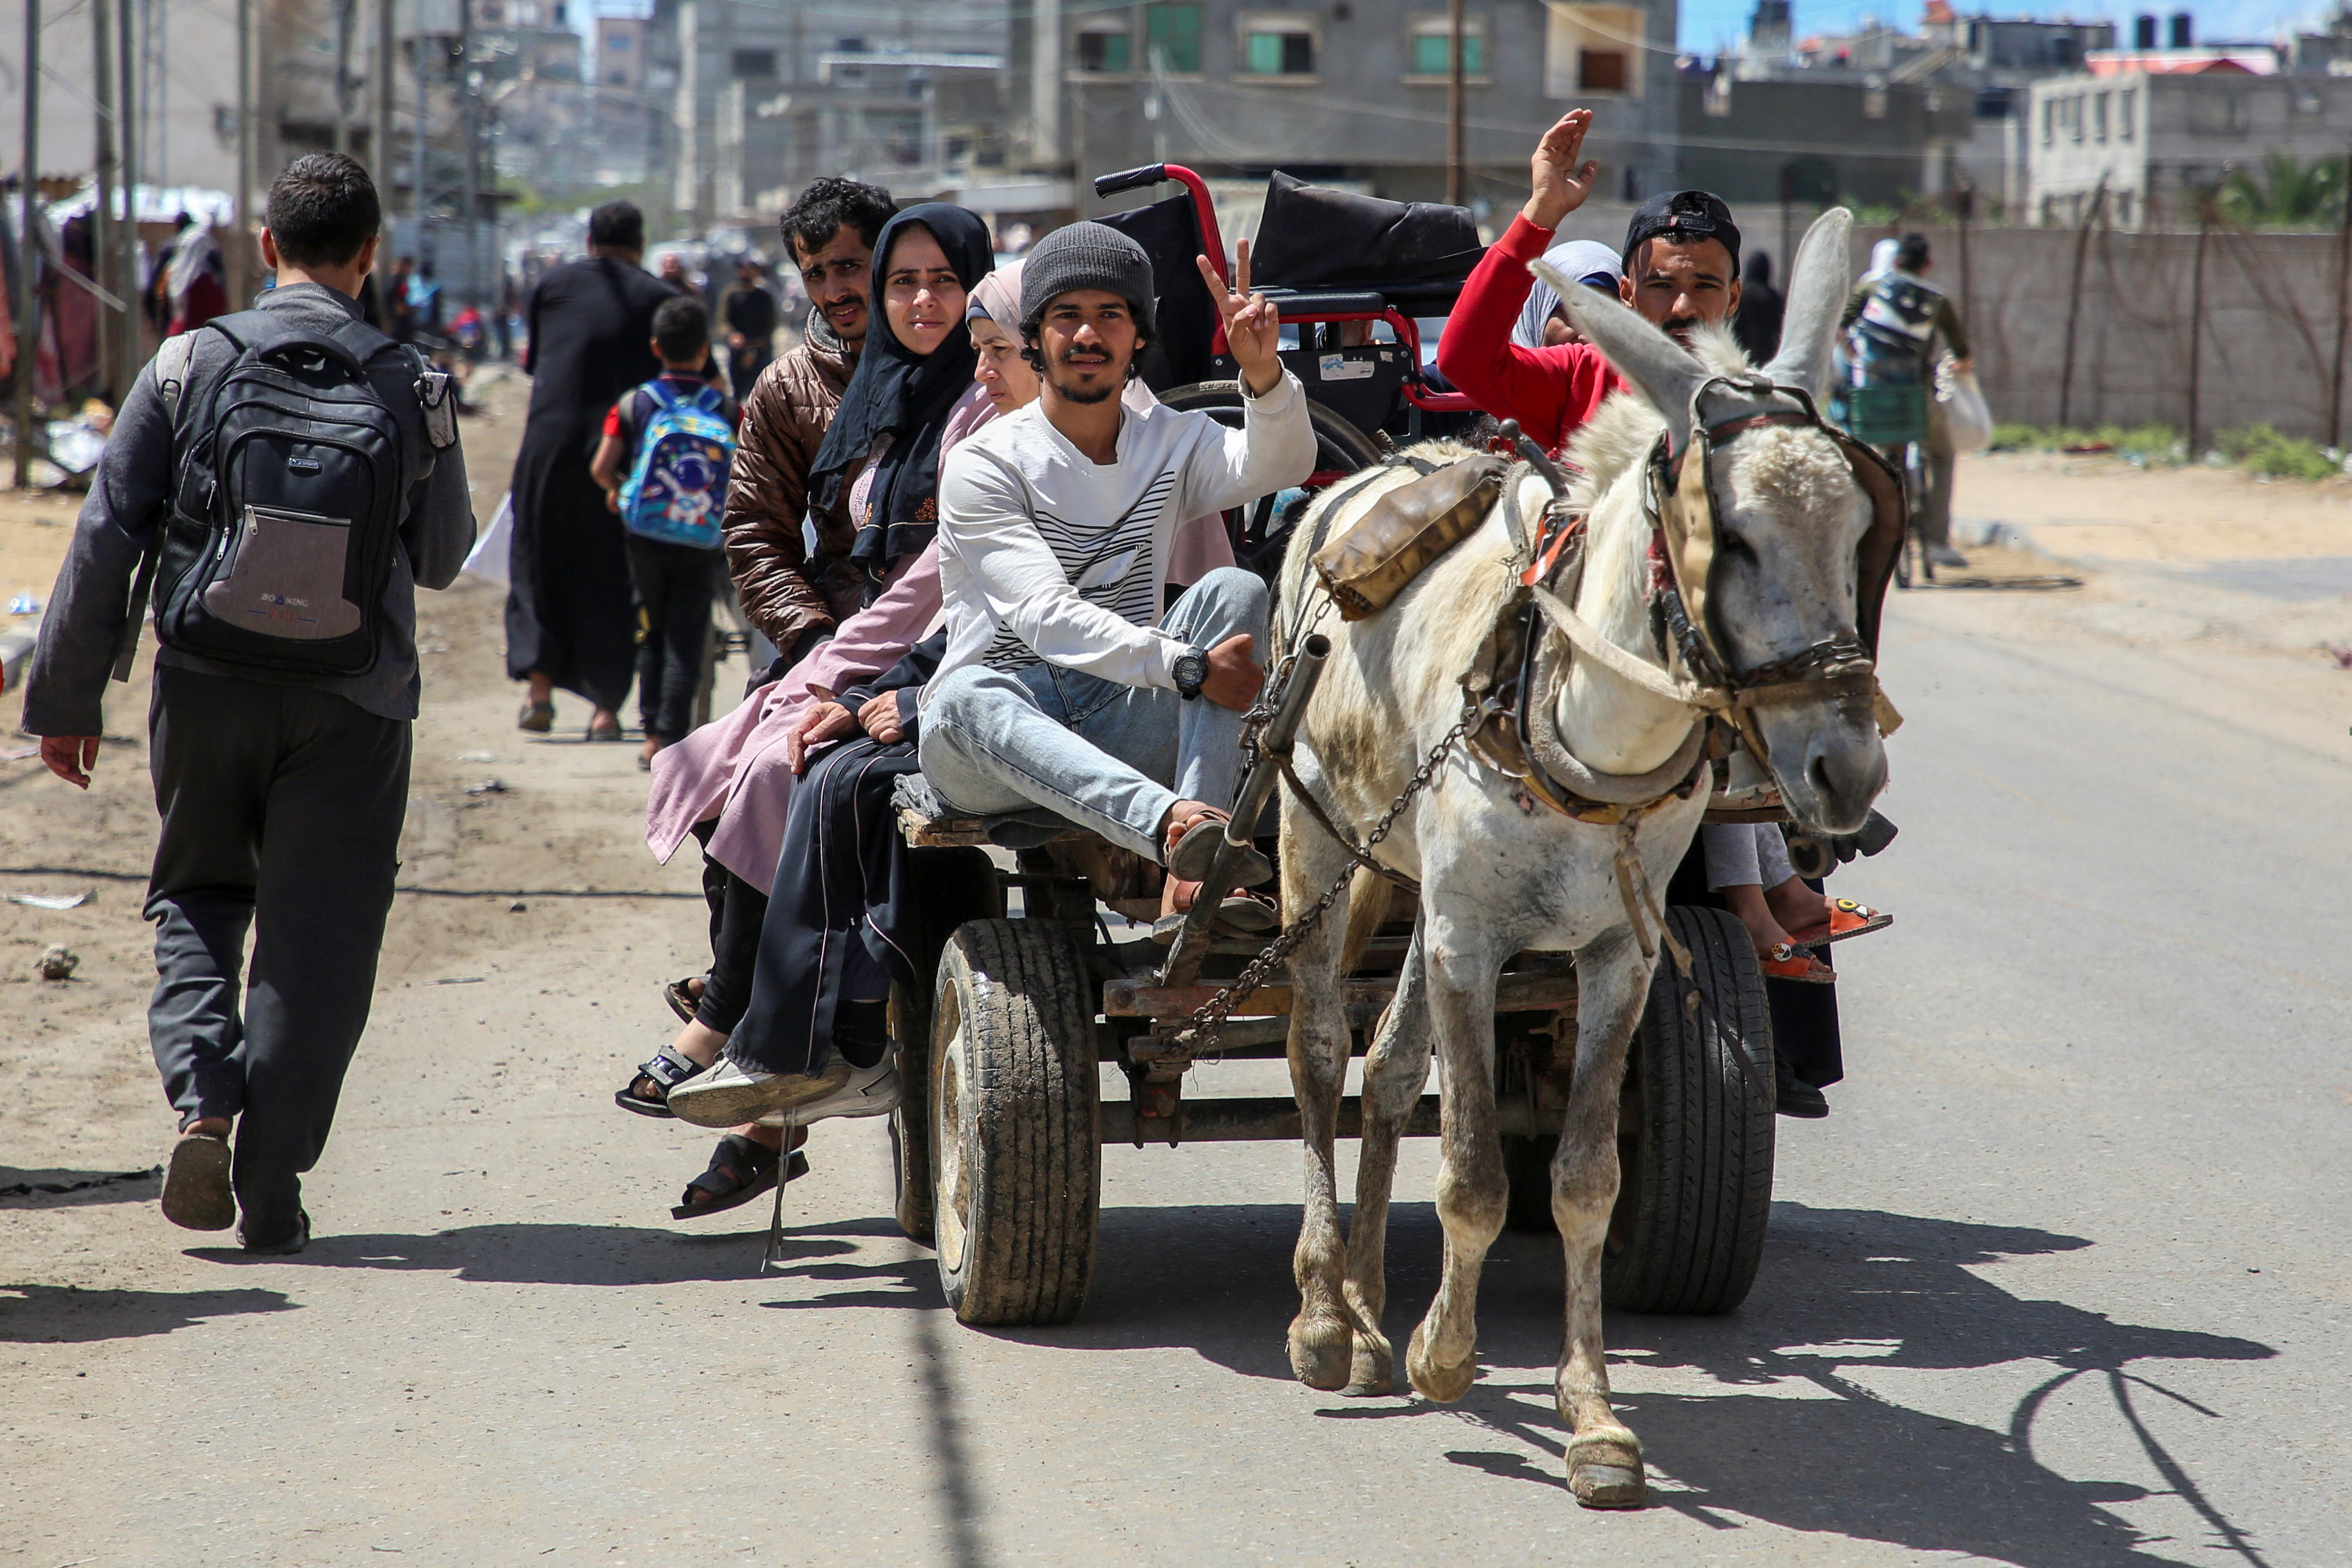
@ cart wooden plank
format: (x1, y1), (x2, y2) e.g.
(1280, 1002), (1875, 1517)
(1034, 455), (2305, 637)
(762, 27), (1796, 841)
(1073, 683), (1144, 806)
(1104, 969), (1578, 1019)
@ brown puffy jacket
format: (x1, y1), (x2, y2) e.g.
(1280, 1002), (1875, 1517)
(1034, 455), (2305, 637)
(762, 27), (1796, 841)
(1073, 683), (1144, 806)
(723, 323), (868, 652)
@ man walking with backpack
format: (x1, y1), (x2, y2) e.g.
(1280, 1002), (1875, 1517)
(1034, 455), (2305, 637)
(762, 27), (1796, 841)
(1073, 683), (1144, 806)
(22, 154), (473, 1254)
(591, 294), (736, 768)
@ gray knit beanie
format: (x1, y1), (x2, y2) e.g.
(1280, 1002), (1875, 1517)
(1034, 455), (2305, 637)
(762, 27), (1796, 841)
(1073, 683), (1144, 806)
(1019, 221), (1157, 342)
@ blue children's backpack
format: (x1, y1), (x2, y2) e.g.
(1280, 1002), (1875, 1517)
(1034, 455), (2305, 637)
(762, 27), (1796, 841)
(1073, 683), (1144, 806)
(620, 378), (734, 548)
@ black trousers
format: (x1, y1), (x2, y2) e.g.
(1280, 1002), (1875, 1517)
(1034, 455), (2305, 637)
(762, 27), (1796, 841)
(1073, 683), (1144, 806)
(146, 665), (411, 1224)
(1665, 837), (1843, 1089)
(625, 535), (717, 743)
(688, 819), (767, 1036)
(730, 737), (919, 1077)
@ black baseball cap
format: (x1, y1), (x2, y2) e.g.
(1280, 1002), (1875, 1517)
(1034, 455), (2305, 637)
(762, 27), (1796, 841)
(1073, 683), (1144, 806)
(1623, 190), (1741, 276)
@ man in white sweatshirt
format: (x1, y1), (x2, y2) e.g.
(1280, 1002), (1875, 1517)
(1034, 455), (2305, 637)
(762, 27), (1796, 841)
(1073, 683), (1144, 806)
(665, 223), (1315, 1123)
(916, 221), (1314, 914)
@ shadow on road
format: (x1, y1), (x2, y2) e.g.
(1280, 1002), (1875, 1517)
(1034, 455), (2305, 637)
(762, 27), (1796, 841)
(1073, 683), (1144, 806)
(1, 1166), (163, 1206)
(0, 1282), (299, 1341)
(941, 1197), (2275, 1568)
(246, 1219), (905, 1286)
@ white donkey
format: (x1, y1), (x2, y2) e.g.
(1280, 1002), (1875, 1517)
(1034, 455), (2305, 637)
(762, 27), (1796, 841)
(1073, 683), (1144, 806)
(1272, 208), (1890, 1507)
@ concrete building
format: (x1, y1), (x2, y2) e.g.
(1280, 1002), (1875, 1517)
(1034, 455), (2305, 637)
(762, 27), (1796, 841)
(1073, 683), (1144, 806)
(1676, 67), (1976, 206)
(663, 0), (1007, 229)
(2028, 56), (2352, 228)
(1013, 0), (1682, 215)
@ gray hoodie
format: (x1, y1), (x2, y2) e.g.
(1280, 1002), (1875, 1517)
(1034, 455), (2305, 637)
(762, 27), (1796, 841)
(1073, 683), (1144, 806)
(21, 282), (475, 736)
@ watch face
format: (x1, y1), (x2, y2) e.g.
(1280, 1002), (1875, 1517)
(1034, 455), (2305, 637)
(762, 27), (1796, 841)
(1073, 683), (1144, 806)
(1174, 651), (1207, 692)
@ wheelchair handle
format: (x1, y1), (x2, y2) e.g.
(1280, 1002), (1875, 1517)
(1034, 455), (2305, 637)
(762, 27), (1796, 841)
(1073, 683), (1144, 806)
(1094, 164), (1168, 198)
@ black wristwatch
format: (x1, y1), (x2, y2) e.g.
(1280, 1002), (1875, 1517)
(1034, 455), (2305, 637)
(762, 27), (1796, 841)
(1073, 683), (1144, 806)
(1171, 645), (1209, 701)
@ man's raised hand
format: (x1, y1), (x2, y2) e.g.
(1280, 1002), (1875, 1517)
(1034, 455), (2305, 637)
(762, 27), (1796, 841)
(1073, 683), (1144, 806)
(1196, 240), (1283, 397)
(1524, 109), (1601, 231)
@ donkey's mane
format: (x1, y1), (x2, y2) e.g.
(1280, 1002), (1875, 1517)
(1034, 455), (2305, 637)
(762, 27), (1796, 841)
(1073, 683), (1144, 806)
(1562, 324), (1753, 510)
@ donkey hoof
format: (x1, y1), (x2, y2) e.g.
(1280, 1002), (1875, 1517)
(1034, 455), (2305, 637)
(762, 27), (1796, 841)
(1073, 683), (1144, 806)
(1345, 1336), (1394, 1396)
(1289, 1315), (1354, 1391)
(1567, 1432), (1647, 1511)
(1405, 1324), (1478, 1404)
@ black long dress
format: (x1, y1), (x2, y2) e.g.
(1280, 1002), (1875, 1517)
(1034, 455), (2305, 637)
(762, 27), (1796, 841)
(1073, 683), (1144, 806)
(504, 256), (676, 709)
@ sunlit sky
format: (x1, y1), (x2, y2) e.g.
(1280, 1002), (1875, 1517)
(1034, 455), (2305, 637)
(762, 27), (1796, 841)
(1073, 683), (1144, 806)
(1673, 0), (2337, 54)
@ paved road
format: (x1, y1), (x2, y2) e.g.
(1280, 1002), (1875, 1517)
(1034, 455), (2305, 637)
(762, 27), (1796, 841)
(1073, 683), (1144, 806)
(6, 504), (2349, 1563)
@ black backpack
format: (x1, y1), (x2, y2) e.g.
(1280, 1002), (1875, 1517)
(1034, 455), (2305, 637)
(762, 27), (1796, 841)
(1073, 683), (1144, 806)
(140, 309), (429, 678)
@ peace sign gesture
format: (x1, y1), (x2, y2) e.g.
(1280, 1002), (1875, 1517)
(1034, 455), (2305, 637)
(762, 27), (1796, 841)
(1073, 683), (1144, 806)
(1196, 239), (1283, 397)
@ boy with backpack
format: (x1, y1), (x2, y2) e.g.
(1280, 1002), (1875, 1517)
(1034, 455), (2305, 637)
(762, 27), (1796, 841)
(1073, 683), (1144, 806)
(589, 294), (736, 767)
(23, 154), (474, 1253)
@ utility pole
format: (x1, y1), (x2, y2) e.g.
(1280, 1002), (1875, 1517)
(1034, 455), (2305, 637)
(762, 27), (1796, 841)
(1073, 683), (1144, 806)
(2187, 191), (2212, 454)
(334, 0), (355, 156)
(2329, 137), (2352, 449)
(412, 18), (432, 244)
(1445, 0), (1467, 207)
(236, 0), (254, 306)
(458, 0), (477, 314)
(93, 0), (121, 399)
(118, 0), (143, 392)
(374, 0), (395, 187)
(2056, 171), (2106, 430)
(15, 0), (41, 488)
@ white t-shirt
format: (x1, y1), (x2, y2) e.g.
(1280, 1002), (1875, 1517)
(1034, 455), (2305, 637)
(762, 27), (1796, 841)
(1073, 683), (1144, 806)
(930, 372), (1315, 696)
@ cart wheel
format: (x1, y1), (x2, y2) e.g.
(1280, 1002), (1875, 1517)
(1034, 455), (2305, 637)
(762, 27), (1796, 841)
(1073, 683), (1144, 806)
(930, 918), (1100, 1325)
(1603, 906), (1776, 1314)
(891, 848), (1005, 1246)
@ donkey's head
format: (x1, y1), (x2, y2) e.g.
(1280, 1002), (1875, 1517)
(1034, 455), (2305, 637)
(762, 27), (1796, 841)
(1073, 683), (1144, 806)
(1546, 209), (1890, 835)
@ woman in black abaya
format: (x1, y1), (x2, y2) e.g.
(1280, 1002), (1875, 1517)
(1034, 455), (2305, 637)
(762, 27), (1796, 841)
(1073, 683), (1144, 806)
(505, 201), (681, 736)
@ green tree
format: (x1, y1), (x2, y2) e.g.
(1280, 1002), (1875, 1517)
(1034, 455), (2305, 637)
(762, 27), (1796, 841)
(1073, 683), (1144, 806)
(2216, 152), (2348, 229)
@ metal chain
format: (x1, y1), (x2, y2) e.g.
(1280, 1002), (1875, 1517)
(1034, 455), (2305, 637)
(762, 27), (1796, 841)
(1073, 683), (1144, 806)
(1171, 700), (1479, 1056)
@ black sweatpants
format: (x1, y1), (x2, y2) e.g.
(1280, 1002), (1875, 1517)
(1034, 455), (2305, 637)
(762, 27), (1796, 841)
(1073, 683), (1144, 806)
(146, 665), (412, 1226)
(687, 818), (767, 1036)
(626, 535), (717, 744)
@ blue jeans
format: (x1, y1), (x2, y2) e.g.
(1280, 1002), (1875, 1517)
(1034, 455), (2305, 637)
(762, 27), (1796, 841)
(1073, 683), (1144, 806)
(918, 568), (1267, 861)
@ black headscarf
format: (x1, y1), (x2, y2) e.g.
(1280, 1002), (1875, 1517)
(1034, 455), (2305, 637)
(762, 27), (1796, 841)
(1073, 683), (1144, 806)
(808, 203), (995, 590)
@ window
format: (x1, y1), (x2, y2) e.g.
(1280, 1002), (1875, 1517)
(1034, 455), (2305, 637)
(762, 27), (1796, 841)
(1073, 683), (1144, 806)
(1144, 3), (1203, 74)
(605, 31), (630, 50)
(1545, 5), (1645, 98)
(2094, 90), (2109, 141)
(2120, 86), (2135, 138)
(1077, 28), (1132, 71)
(1242, 18), (1316, 75)
(1409, 20), (1486, 77)
(2041, 96), (2053, 145)
(2071, 92), (2084, 141)
(731, 49), (777, 78)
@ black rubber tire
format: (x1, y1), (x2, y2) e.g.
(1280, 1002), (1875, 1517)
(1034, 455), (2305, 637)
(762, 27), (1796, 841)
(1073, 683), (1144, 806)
(890, 848), (1002, 1246)
(1602, 905), (1778, 1315)
(1160, 381), (1387, 473)
(1501, 1128), (1556, 1233)
(930, 918), (1101, 1326)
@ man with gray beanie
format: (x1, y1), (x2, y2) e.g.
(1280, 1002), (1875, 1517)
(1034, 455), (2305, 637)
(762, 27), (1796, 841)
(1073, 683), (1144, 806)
(919, 222), (1315, 928)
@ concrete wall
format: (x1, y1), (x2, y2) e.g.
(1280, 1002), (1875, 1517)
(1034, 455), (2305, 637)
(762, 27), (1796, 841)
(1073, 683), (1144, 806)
(1866, 222), (2349, 441)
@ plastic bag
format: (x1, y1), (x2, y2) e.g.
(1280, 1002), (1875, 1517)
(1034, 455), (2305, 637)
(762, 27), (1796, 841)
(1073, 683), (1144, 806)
(462, 491), (512, 586)
(1938, 365), (1992, 454)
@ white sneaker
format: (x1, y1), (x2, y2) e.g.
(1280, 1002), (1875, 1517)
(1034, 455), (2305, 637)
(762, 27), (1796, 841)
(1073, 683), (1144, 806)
(1927, 544), (1969, 569)
(789, 1059), (902, 1124)
(667, 1057), (850, 1129)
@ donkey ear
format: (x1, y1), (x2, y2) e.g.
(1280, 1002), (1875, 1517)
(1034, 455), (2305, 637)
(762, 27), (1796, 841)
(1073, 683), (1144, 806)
(1540, 255), (1707, 437)
(1760, 207), (1855, 397)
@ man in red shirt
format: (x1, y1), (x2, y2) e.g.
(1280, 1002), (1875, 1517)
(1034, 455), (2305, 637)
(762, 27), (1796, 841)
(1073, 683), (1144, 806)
(1439, 109), (1745, 453)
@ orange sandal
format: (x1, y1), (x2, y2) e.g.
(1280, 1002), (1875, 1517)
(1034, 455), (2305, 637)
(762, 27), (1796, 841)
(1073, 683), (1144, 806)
(1761, 942), (1837, 984)
(1784, 899), (1891, 949)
